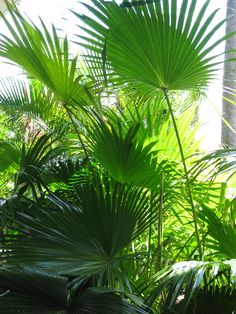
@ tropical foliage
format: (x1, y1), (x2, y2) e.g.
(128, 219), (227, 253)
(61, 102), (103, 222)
(0, 0), (235, 313)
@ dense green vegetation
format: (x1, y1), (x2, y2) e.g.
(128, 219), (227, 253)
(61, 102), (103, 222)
(0, 0), (236, 313)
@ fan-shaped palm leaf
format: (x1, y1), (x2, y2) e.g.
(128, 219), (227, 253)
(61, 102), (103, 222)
(3, 179), (157, 280)
(87, 115), (158, 185)
(75, 0), (232, 92)
(0, 266), (67, 313)
(0, 266), (147, 313)
(0, 133), (66, 197)
(15, 133), (66, 196)
(86, 113), (181, 191)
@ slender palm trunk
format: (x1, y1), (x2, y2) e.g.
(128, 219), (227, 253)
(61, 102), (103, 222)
(222, 0), (236, 147)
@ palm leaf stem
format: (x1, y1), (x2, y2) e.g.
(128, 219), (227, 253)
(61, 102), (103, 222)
(147, 192), (155, 271)
(163, 88), (202, 259)
(147, 211), (152, 271)
(157, 174), (164, 272)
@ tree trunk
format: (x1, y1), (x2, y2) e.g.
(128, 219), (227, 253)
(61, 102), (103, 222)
(222, 0), (236, 147)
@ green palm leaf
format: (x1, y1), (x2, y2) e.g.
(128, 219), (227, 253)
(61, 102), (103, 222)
(3, 179), (157, 279)
(15, 133), (65, 196)
(70, 287), (148, 314)
(0, 266), (147, 313)
(194, 148), (236, 180)
(0, 140), (21, 172)
(87, 115), (159, 187)
(0, 7), (90, 108)
(43, 158), (86, 185)
(199, 206), (236, 259)
(0, 78), (65, 129)
(146, 259), (236, 311)
(0, 266), (67, 313)
(75, 0), (232, 92)
(86, 111), (182, 191)
(0, 133), (66, 196)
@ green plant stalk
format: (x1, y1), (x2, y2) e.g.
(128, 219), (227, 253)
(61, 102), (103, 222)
(163, 89), (202, 259)
(157, 175), (164, 271)
(147, 207), (152, 271)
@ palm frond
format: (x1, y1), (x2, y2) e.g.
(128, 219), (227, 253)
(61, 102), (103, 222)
(0, 77), (66, 129)
(75, 0), (232, 92)
(0, 132), (66, 197)
(199, 206), (236, 259)
(43, 158), (87, 185)
(3, 178), (157, 280)
(193, 148), (236, 182)
(86, 111), (184, 191)
(0, 266), (147, 313)
(146, 259), (236, 311)
(0, 7), (92, 108)
(14, 133), (65, 196)
(0, 266), (67, 313)
(70, 287), (148, 314)
(87, 115), (159, 187)
(0, 140), (20, 172)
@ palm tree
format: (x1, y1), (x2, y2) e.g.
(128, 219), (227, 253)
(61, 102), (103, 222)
(75, 0), (232, 257)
